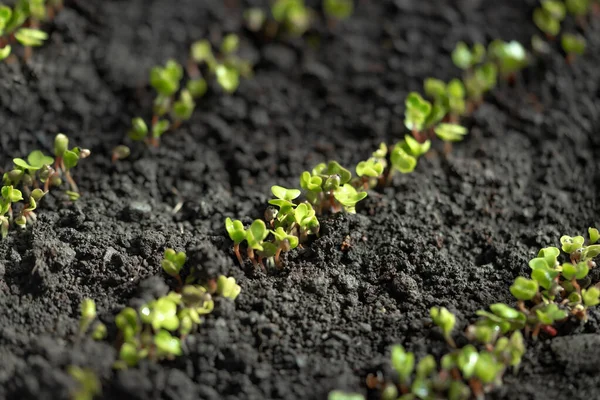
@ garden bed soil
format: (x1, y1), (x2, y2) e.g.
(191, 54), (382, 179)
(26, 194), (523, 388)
(1, 0), (599, 399)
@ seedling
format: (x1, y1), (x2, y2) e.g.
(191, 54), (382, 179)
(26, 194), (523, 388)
(271, 0), (312, 36)
(0, 0), (57, 62)
(246, 219), (269, 265)
(327, 391), (364, 400)
(323, 0), (353, 20)
(534, 0), (566, 38)
(561, 33), (586, 61)
(161, 248), (186, 287)
(67, 366), (101, 400)
(244, 0), (313, 37)
(487, 40), (528, 80)
(430, 306), (457, 347)
(1, 133), (88, 238)
(225, 217), (247, 265)
(79, 298), (97, 335)
(111, 145), (131, 163)
(216, 275), (241, 300)
(271, 226), (299, 267)
(189, 34), (252, 94)
(477, 229), (600, 338)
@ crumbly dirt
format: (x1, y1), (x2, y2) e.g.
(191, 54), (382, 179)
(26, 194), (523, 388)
(0, 0), (599, 399)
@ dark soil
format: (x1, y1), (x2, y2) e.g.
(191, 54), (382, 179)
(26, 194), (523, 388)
(1, 0), (599, 399)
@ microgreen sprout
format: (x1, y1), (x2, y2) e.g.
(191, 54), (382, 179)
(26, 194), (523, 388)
(323, 0), (354, 20)
(476, 229), (600, 338)
(111, 145), (131, 163)
(430, 306), (457, 347)
(113, 274), (238, 368)
(189, 34), (252, 94)
(216, 275), (241, 300)
(487, 40), (529, 80)
(534, 0), (567, 38)
(79, 298), (97, 335)
(561, 33), (586, 61)
(1, 133), (88, 238)
(225, 217), (247, 265)
(161, 248), (187, 287)
(244, 0), (313, 37)
(328, 391), (365, 400)
(271, 0), (312, 36)
(382, 323), (525, 400)
(0, 0), (58, 62)
(67, 366), (101, 400)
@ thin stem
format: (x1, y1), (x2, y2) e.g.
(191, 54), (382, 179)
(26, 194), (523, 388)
(233, 243), (243, 265)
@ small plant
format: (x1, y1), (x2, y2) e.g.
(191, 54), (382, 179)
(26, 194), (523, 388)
(487, 40), (529, 80)
(1, 133), (89, 238)
(113, 274), (236, 368)
(161, 248), (187, 287)
(111, 145), (131, 163)
(476, 229), (600, 338)
(78, 298), (107, 340)
(0, 0), (58, 62)
(323, 0), (354, 20)
(245, 0), (313, 37)
(328, 391), (365, 400)
(216, 275), (241, 300)
(430, 306), (457, 347)
(561, 32), (586, 61)
(67, 366), (101, 400)
(189, 33), (252, 94)
(533, 0), (567, 38)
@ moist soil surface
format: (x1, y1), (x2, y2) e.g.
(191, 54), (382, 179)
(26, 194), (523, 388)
(1, 0), (599, 399)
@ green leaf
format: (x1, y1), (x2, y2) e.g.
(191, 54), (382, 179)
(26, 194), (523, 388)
(490, 303), (522, 320)
(327, 391), (365, 400)
(452, 42), (472, 70)
(561, 33), (586, 56)
(63, 150), (79, 170)
(542, 0), (567, 19)
(220, 33), (239, 54)
(172, 90), (196, 121)
(456, 345), (479, 379)
(430, 306), (456, 337)
(150, 60), (182, 96)
(0, 45), (11, 61)
(152, 119), (170, 138)
(217, 275), (241, 300)
(1, 186), (23, 203)
(225, 218), (246, 244)
(404, 92), (432, 131)
(584, 245), (600, 259)
(510, 276), (539, 301)
(300, 171), (322, 192)
(154, 330), (182, 356)
(390, 145), (417, 173)
(0, 5), (12, 31)
(582, 287), (600, 307)
(531, 265), (559, 289)
(355, 158), (384, 177)
(191, 39), (215, 64)
(246, 219), (268, 251)
(323, 0), (353, 19)
(14, 28), (48, 46)
(424, 78), (447, 99)
(333, 184), (367, 210)
(535, 303), (567, 325)
(271, 185), (301, 201)
(589, 228), (599, 245)
(537, 246), (560, 268)
(434, 123), (468, 142)
(372, 143), (388, 159)
(128, 117), (148, 141)
(402, 135), (431, 157)
(187, 78), (208, 98)
(244, 8), (267, 32)
(561, 262), (589, 280)
(488, 40), (528, 76)
(390, 345), (414, 383)
(565, 0), (591, 15)
(474, 352), (502, 384)
(28, 150), (54, 168)
(560, 235), (585, 253)
(216, 64), (240, 94)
